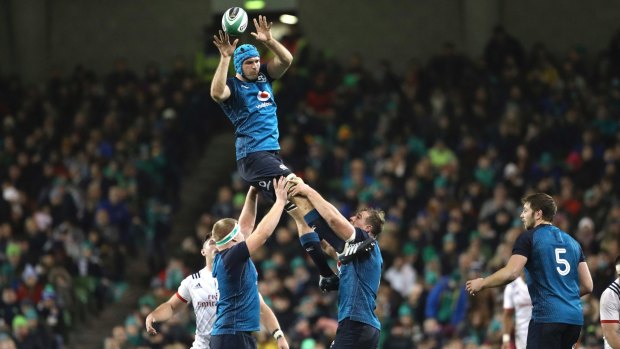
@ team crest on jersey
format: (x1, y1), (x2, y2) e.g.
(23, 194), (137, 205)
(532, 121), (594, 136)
(257, 73), (267, 82)
(257, 91), (271, 101)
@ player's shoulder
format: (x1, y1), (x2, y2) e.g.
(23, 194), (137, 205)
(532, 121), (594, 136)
(531, 224), (574, 243)
(553, 224), (576, 239)
(530, 223), (552, 238)
(225, 76), (237, 87)
(182, 269), (202, 283)
(601, 280), (620, 300)
(555, 226), (583, 251)
(514, 228), (535, 246)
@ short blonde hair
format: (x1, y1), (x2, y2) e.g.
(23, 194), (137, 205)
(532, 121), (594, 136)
(211, 218), (237, 243)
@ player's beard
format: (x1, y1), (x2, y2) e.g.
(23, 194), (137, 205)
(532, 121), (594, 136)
(243, 69), (259, 81)
(523, 211), (535, 230)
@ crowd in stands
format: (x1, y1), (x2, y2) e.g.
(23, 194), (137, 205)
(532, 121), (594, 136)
(0, 57), (214, 348)
(2, 24), (620, 349)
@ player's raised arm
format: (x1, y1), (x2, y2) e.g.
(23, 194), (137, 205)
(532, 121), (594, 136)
(245, 177), (287, 255)
(238, 186), (259, 239)
(251, 15), (293, 79)
(289, 183), (355, 241)
(211, 30), (237, 102)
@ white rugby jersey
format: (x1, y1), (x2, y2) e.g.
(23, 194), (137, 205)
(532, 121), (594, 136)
(176, 267), (219, 349)
(503, 277), (532, 349)
(600, 278), (620, 349)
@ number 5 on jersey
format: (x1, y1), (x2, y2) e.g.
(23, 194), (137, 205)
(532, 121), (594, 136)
(555, 248), (570, 276)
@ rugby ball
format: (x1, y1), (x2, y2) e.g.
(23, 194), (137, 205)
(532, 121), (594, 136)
(222, 7), (248, 36)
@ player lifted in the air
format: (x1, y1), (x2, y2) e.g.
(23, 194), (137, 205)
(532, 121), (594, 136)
(210, 13), (374, 292)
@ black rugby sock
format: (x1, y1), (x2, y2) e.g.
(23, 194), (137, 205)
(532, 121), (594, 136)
(299, 232), (336, 278)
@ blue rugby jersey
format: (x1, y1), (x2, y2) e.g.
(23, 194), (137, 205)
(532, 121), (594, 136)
(338, 227), (383, 330)
(211, 241), (260, 334)
(512, 224), (585, 325)
(218, 65), (280, 160)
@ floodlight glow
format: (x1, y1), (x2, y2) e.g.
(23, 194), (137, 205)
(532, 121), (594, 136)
(279, 14), (298, 25)
(245, 0), (265, 10)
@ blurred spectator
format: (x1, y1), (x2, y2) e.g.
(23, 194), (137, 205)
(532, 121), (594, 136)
(0, 52), (213, 347)
(11, 314), (49, 349)
(484, 26), (525, 76)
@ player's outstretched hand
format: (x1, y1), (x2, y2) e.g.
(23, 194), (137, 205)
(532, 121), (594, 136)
(273, 176), (288, 204)
(251, 15), (273, 43)
(465, 277), (484, 296)
(288, 181), (311, 198)
(284, 174), (304, 197)
(213, 30), (239, 57)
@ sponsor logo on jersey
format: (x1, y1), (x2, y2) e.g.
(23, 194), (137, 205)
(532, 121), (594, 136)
(279, 164), (289, 171)
(257, 73), (267, 82)
(257, 91), (271, 101)
(194, 283), (202, 289)
(196, 300), (217, 307)
(241, 84), (249, 89)
(256, 102), (272, 109)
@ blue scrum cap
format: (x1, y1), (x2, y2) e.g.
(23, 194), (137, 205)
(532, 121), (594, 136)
(233, 44), (260, 75)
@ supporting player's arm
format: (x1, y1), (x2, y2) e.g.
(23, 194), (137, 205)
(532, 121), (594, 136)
(289, 183), (355, 241)
(145, 293), (188, 334)
(251, 15), (293, 79)
(577, 261), (593, 296)
(238, 186), (259, 239)
(211, 31), (237, 102)
(245, 177), (287, 255)
(259, 293), (289, 349)
(466, 255), (527, 294)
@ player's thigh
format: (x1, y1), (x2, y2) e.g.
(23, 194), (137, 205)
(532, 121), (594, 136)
(238, 151), (292, 201)
(527, 321), (580, 349)
(330, 319), (379, 349)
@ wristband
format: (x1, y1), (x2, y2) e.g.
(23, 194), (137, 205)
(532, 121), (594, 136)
(502, 334), (510, 343)
(272, 329), (284, 340)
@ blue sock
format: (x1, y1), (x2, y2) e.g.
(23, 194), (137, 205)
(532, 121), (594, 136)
(304, 209), (345, 253)
(299, 232), (335, 278)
